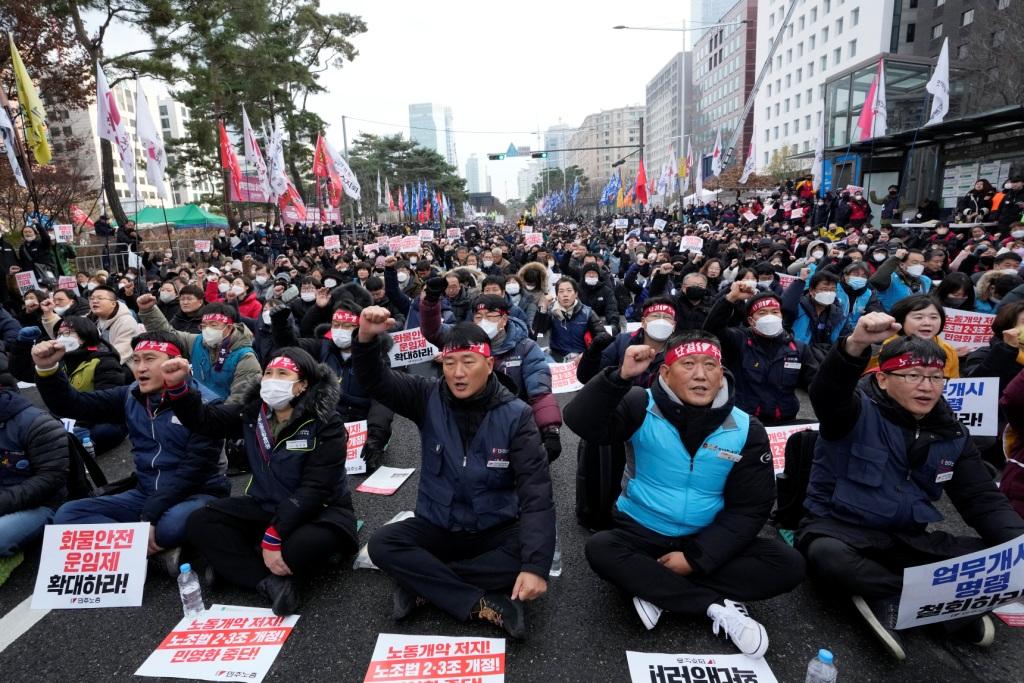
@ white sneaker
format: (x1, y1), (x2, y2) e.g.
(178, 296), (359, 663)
(633, 596), (662, 630)
(707, 600), (769, 659)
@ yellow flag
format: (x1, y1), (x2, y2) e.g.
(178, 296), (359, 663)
(9, 34), (50, 165)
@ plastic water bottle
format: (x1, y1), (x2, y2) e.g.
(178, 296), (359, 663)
(81, 435), (95, 460)
(805, 649), (837, 683)
(549, 536), (562, 577)
(177, 563), (205, 617)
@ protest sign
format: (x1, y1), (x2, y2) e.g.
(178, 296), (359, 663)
(323, 235), (341, 251)
(58, 275), (78, 290)
(345, 420), (368, 475)
(625, 651), (778, 683)
(353, 511), (414, 571)
(764, 423), (819, 475)
(680, 236), (704, 254)
(994, 601), (1024, 627)
(625, 322), (642, 334)
(790, 207), (805, 219)
(135, 605), (298, 683)
(845, 184), (864, 194)
(15, 270), (38, 294)
(742, 211), (757, 222)
(388, 327), (439, 367)
(399, 235), (421, 253)
(653, 218), (667, 231)
(776, 272), (798, 291)
(54, 224), (74, 243)
(941, 308), (995, 352)
(525, 233), (543, 247)
(418, 229), (434, 242)
(364, 633), (505, 683)
(387, 236), (402, 253)
(356, 467), (416, 495)
(377, 236), (388, 246)
(895, 533), (1024, 629)
(549, 360), (583, 394)
(764, 206), (777, 218)
(943, 377), (999, 437)
(194, 240), (211, 253)
(614, 218), (629, 228)
(32, 523), (149, 609)
(447, 227), (461, 240)
(522, 226), (533, 234)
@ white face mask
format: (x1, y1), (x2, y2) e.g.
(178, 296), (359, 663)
(1013, 231), (1024, 239)
(324, 279), (337, 288)
(482, 260), (494, 268)
(262, 311), (272, 325)
(230, 285), (245, 296)
(525, 284), (536, 291)
(505, 282), (520, 295)
(873, 253), (887, 262)
(754, 314), (784, 337)
(87, 282), (97, 291)
(202, 327), (224, 348)
(331, 328), (353, 348)
(218, 282), (230, 293)
(255, 275), (269, 285)
(56, 334), (81, 353)
(1001, 268), (1019, 276)
(584, 276), (599, 286)
(397, 271), (410, 284)
(645, 318), (674, 342)
(159, 291), (176, 304)
(479, 319), (500, 339)
(906, 264), (925, 277)
(300, 291), (316, 302)
(54, 305), (70, 316)
(260, 378), (297, 409)
(813, 291), (837, 306)
(409, 257), (418, 265)
(811, 250), (824, 259)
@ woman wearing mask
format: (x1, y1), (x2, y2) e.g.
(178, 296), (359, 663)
(17, 289), (46, 328)
(957, 179), (996, 223)
(17, 225), (57, 283)
(504, 274), (536, 333)
(156, 280), (181, 320)
(835, 262), (882, 334)
(532, 277), (605, 361)
(163, 348), (356, 616)
(517, 263), (549, 332)
(864, 294), (960, 378)
(934, 272), (977, 312)
(225, 275), (262, 320)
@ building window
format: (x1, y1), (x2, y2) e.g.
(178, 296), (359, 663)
(774, 126), (779, 140)
(765, 130), (770, 143)
(808, 62), (815, 77)
(961, 9), (974, 26)
(784, 123), (789, 136)
(824, 0), (831, 12)
(797, 68), (803, 83)
(822, 27), (829, 42)
(849, 39), (857, 57)
(932, 24), (942, 39)
(794, 119), (800, 133)
(820, 55), (827, 71)
(785, 98), (791, 112)
(796, 93), (802, 107)
(799, 15), (805, 30)
(810, 35), (816, 49)
(833, 47), (841, 65)
(851, 8), (859, 26)
(906, 23), (916, 42)
(836, 18), (844, 34)
(811, 7), (818, 21)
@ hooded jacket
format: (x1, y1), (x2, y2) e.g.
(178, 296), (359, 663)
(91, 301), (138, 364)
(0, 389), (69, 515)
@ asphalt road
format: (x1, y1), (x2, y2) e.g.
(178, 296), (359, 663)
(0, 386), (1021, 682)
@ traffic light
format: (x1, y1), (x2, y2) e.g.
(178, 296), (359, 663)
(487, 153), (506, 161)
(531, 152), (548, 159)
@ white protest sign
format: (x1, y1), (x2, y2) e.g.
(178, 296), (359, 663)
(356, 466), (416, 495)
(193, 240), (211, 253)
(54, 224), (74, 243)
(626, 651), (778, 683)
(388, 327), (439, 367)
(57, 275), (78, 290)
(653, 218), (667, 231)
(521, 225), (533, 234)
(323, 234), (341, 251)
(353, 511), (414, 571)
(363, 633), (506, 683)
(614, 218), (629, 228)
(376, 235), (388, 246)
(387, 236), (402, 253)
(764, 206), (777, 218)
(845, 184), (865, 194)
(399, 235), (421, 253)
(15, 270), (38, 294)
(60, 417), (77, 433)
(791, 207), (805, 218)
(941, 308), (995, 352)
(32, 522), (149, 609)
(626, 322), (642, 333)
(135, 604), (298, 683)
(418, 229), (434, 242)
(895, 533), (1024, 629)
(446, 227), (461, 240)
(764, 423), (819, 475)
(994, 601), (1024, 627)
(680, 236), (704, 254)
(128, 251), (142, 268)
(345, 420), (368, 474)
(525, 233), (543, 247)
(549, 360), (583, 394)
(776, 272), (799, 291)
(943, 377), (999, 437)
(742, 211), (757, 222)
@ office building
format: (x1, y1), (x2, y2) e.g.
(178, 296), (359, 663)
(543, 123), (576, 169)
(645, 52), (692, 202)
(156, 97), (217, 206)
(692, 0), (742, 38)
(517, 160), (543, 201)
(464, 153), (483, 193)
(566, 105), (644, 197)
(408, 102), (457, 167)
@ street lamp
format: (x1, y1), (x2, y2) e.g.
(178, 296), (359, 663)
(612, 20), (748, 32)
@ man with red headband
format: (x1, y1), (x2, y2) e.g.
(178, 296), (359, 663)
(799, 313), (1024, 660)
(354, 308), (555, 640)
(565, 331), (805, 659)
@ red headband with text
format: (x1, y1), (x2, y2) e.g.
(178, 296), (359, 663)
(332, 309), (359, 325)
(267, 356), (301, 375)
(748, 297), (781, 315)
(642, 303), (676, 319)
(665, 341), (722, 366)
(442, 343), (491, 358)
(879, 353), (945, 373)
(202, 313), (233, 325)
(134, 340), (181, 358)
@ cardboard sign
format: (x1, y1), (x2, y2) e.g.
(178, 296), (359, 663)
(941, 308), (995, 352)
(364, 633), (505, 683)
(356, 466), (415, 496)
(193, 240), (211, 253)
(895, 533), (1024, 629)
(388, 327), (439, 367)
(399, 235), (421, 253)
(446, 228), (461, 240)
(345, 420), (368, 475)
(653, 218), (667, 231)
(387, 236), (402, 253)
(58, 275), (78, 290)
(776, 272), (798, 291)
(135, 605), (298, 683)
(418, 229), (434, 242)
(626, 651), (778, 683)
(764, 423), (819, 474)
(15, 270), (39, 294)
(790, 207), (805, 218)
(614, 218), (629, 228)
(54, 224), (74, 243)
(32, 523), (149, 609)
(549, 360), (583, 394)
(525, 233), (543, 247)
(680, 236), (704, 254)
(943, 377), (998, 437)
(323, 235), (341, 251)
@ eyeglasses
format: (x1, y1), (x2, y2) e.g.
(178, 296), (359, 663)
(89, 295), (116, 303)
(884, 372), (946, 387)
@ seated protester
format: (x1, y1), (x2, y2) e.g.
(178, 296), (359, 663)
(287, 277), (320, 323)
(16, 289), (44, 329)
(999, 370), (1024, 517)
(503, 275), (536, 335)
(969, 250), (1021, 285)
(136, 295), (261, 403)
(933, 272), (977, 312)
(395, 260), (422, 300)
(479, 276), (528, 327)
(516, 262), (550, 331)
(578, 263), (621, 335)
(974, 272), (1021, 314)
(161, 349), (358, 616)
(532, 277), (605, 361)
(169, 284), (206, 334)
(420, 288), (563, 462)
(963, 301), (1024, 392)
(752, 263), (784, 298)
(564, 333), (805, 658)
(864, 295), (959, 379)
(224, 275), (263, 320)
(270, 288), (395, 470)
(364, 276), (407, 330)
(383, 259), (454, 329)
(33, 333), (229, 567)
(577, 297), (677, 387)
(0, 385), (69, 575)
(86, 285), (139, 365)
(781, 270), (845, 348)
(835, 262), (882, 336)
(50, 287), (90, 326)
(798, 316), (1024, 660)
(869, 248), (931, 312)
(156, 280), (182, 321)
(355, 314), (555, 639)
(703, 285), (814, 425)
(674, 272), (714, 332)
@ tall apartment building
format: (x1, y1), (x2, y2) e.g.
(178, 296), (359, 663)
(156, 97), (217, 206)
(464, 153), (483, 193)
(753, 0), (897, 170)
(692, 0), (743, 37)
(543, 123), (576, 170)
(645, 52), (692, 199)
(408, 103), (457, 167)
(567, 106), (644, 195)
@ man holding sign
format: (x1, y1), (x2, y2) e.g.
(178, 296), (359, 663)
(799, 313), (1024, 660)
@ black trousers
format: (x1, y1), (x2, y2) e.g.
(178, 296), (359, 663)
(186, 498), (357, 590)
(367, 517), (523, 620)
(585, 512), (806, 616)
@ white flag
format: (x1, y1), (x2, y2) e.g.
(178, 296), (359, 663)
(384, 175), (391, 208)
(695, 150), (704, 200)
(871, 61), (888, 139)
(264, 116), (288, 201)
(96, 64), (136, 199)
(739, 141), (756, 185)
(241, 106), (272, 200)
(711, 130), (723, 177)
(0, 106), (26, 188)
(812, 123), (825, 190)
(319, 136), (361, 201)
(376, 170), (383, 207)
(134, 81), (168, 200)
(925, 38), (950, 127)
(667, 145), (678, 193)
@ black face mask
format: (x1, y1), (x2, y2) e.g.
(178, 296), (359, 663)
(685, 286), (707, 300)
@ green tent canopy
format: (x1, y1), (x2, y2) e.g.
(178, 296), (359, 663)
(126, 204), (228, 229)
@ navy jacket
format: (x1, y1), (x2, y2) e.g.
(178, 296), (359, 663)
(0, 389), (69, 514)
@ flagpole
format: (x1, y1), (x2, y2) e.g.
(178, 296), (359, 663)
(7, 98), (41, 216)
(160, 198), (173, 252)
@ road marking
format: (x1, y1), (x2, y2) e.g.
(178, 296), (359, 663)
(0, 597), (50, 654)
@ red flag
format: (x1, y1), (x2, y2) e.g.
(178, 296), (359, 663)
(313, 134), (344, 207)
(69, 204), (95, 229)
(635, 160), (648, 205)
(278, 179), (307, 221)
(398, 187), (405, 213)
(218, 121), (242, 201)
(388, 190), (396, 211)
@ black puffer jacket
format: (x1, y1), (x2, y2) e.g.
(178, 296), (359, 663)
(0, 389), (69, 515)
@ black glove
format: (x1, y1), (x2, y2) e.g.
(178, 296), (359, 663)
(424, 276), (446, 303)
(585, 332), (615, 359)
(269, 305), (291, 322)
(542, 427), (562, 463)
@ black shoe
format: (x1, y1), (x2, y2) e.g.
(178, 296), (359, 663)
(392, 585), (427, 621)
(950, 614), (996, 648)
(852, 595), (906, 661)
(257, 575), (300, 616)
(471, 593), (526, 639)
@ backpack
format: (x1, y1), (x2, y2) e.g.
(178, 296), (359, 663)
(65, 433), (109, 501)
(772, 430), (819, 530)
(575, 439), (626, 532)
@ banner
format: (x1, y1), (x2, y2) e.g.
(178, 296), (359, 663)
(549, 360), (583, 394)
(135, 81), (168, 200)
(54, 224), (74, 243)
(943, 377), (998, 437)
(323, 235), (341, 251)
(417, 229), (434, 242)
(15, 270), (39, 294)
(58, 275), (78, 290)
(32, 523), (149, 609)
(764, 423), (819, 474)
(230, 172), (272, 203)
(398, 235), (422, 254)
(742, 211), (757, 222)
(941, 308), (995, 352)
(356, 467), (415, 496)
(895, 533), (1024, 629)
(69, 204), (95, 229)
(776, 272), (798, 290)
(790, 207), (805, 219)
(345, 420), (367, 475)
(241, 106), (272, 199)
(626, 651), (777, 683)
(194, 240), (211, 253)
(363, 634), (505, 683)
(135, 605), (298, 683)
(388, 327), (439, 367)
(680, 236), (704, 254)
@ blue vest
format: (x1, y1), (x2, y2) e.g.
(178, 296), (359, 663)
(792, 298), (844, 346)
(617, 391), (750, 537)
(549, 303), (594, 355)
(417, 384), (528, 532)
(877, 272), (931, 311)
(804, 393), (967, 531)
(190, 335), (254, 400)
(836, 286), (874, 335)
